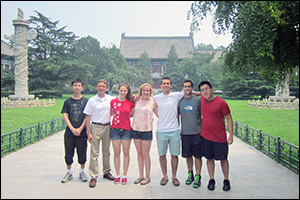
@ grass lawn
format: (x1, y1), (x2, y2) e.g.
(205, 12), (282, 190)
(1, 96), (299, 146)
(226, 100), (299, 146)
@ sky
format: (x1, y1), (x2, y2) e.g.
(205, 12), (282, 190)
(1, 1), (233, 49)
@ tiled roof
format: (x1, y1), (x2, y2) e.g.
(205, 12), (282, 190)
(1, 40), (14, 56)
(120, 35), (194, 59)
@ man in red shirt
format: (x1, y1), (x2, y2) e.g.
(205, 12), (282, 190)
(198, 81), (233, 191)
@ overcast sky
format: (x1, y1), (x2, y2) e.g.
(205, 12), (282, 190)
(1, 1), (233, 48)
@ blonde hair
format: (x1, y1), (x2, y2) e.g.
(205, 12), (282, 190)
(138, 83), (153, 97)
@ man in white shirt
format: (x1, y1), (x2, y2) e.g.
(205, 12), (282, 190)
(83, 79), (115, 188)
(153, 77), (184, 187)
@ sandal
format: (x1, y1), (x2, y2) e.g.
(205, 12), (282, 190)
(140, 178), (151, 185)
(134, 177), (144, 184)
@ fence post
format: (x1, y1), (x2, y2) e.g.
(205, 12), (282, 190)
(258, 130), (262, 151)
(234, 121), (238, 136)
(245, 125), (249, 142)
(38, 123), (41, 141)
(51, 119), (54, 134)
(20, 128), (23, 148)
(276, 137), (281, 162)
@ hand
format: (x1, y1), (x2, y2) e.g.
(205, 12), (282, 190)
(228, 135), (234, 145)
(88, 133), (94, 143)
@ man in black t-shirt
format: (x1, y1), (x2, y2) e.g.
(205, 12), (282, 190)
(61, 79), (89, 183)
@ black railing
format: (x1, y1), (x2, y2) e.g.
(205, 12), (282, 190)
(1, 118), (299, 174)
(233, 121), (299, 174)
(1, 118), (66, 157)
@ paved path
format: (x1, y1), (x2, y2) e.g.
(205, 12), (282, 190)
(1, 117), (299, 199)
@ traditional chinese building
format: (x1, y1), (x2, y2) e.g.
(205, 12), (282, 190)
(1, 40), (14, 70)
(119, 33), (194, 88)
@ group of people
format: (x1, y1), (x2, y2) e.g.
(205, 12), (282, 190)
(60, 77), (233, 192)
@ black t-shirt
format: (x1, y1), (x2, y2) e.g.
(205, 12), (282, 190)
(61, 96), (89, 136)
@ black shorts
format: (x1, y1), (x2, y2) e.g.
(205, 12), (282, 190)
(202, 136), (228, 160)
(181, 134), (203, 158)
(64, 131), (87, 165)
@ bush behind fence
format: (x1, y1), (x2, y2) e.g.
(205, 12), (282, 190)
(1, 118), (299, 174)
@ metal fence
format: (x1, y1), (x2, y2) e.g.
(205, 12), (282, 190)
(233, 121), (299, 174)
(1, 118), (66, 157)
(1, 118), (299, 174)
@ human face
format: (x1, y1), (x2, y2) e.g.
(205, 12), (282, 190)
(118, 86), (128, 100)
(96, 82), (108, 96)
(160, 79), (172, 94)
(182, 82), (193, 96)
(72, 82), (83, 95)
(200, 84), (213, 100)
(141, 86), (151, 100)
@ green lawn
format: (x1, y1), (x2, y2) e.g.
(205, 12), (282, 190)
(226, 100), (299, 146)
(1, 97), (299, 146)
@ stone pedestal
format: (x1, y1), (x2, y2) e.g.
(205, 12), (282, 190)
(8, 94), (35, 100)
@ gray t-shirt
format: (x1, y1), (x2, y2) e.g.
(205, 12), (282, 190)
(178, 95), (202, 135)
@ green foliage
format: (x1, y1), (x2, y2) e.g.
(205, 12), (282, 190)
(137, 51), (153, 85)
(1, 69), (14, 95)
(165, 45), (179, 75)
(222, 71), (276, 99)
(188, 1), (299, 83)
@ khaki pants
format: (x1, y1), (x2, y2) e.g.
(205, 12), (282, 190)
(89, 123), (111, 179)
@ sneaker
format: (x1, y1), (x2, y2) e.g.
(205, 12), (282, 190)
(223, 179), (231, 191)
(193, 174), (201, 188)
(61, 171), (73, 183)
(79, 171), (88, 182)
(114, 176), (121, 184)
(207, 179), (215, 191)
(121, 177), (127, 185)
(185, 170), (194, 185)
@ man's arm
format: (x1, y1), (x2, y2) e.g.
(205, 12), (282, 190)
(85, 115), (93, 143)
(225, 113), (234, 145)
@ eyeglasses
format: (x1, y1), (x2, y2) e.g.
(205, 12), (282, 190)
(200, 86), (210, 92)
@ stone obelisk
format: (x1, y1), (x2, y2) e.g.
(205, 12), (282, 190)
(9, 8), (35, 100)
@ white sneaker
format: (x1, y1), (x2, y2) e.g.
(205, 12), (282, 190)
(61, 171), (73, 183)
(79, 171), (88, 182)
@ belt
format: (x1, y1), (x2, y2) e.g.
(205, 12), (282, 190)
(92, 122), (110, 126)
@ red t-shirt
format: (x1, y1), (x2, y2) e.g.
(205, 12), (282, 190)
(111, 98), (135, 130)
(200, 96), (230, 143)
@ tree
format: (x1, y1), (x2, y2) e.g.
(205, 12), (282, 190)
(165, 45), (179, 75)
(222, 71), (276, 100)
(137, 51), (153, 85)
(27, 11), (94, 96)
(187, 1), (299, 82)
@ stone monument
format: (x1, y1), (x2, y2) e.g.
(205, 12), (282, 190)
(8, 8), (37, 100)
(269, 75), (296, 102)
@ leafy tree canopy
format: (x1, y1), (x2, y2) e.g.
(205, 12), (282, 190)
(188, 1), (299, 83)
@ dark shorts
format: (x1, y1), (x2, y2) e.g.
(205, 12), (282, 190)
(181, 134), (203, 158)
(132, 130), (153, 141)
(202, 136), (228, 160)
(64, 131), (87, 165)
(110, 128), (132, 140)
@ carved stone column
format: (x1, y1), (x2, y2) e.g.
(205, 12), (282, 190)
(9, 8), (35, 100)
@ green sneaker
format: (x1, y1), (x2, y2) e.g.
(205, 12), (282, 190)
(193, 174), (201, 188)
(185, 170), (194, 185)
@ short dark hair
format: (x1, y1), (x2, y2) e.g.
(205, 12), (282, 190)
(182, 79), (193, 87)
(198, 81), (212, 91)
(71, 78), (83, 86)
(160, 77), (172, 85)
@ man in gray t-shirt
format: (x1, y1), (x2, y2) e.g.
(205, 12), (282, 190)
(178, 79), (203, 188)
